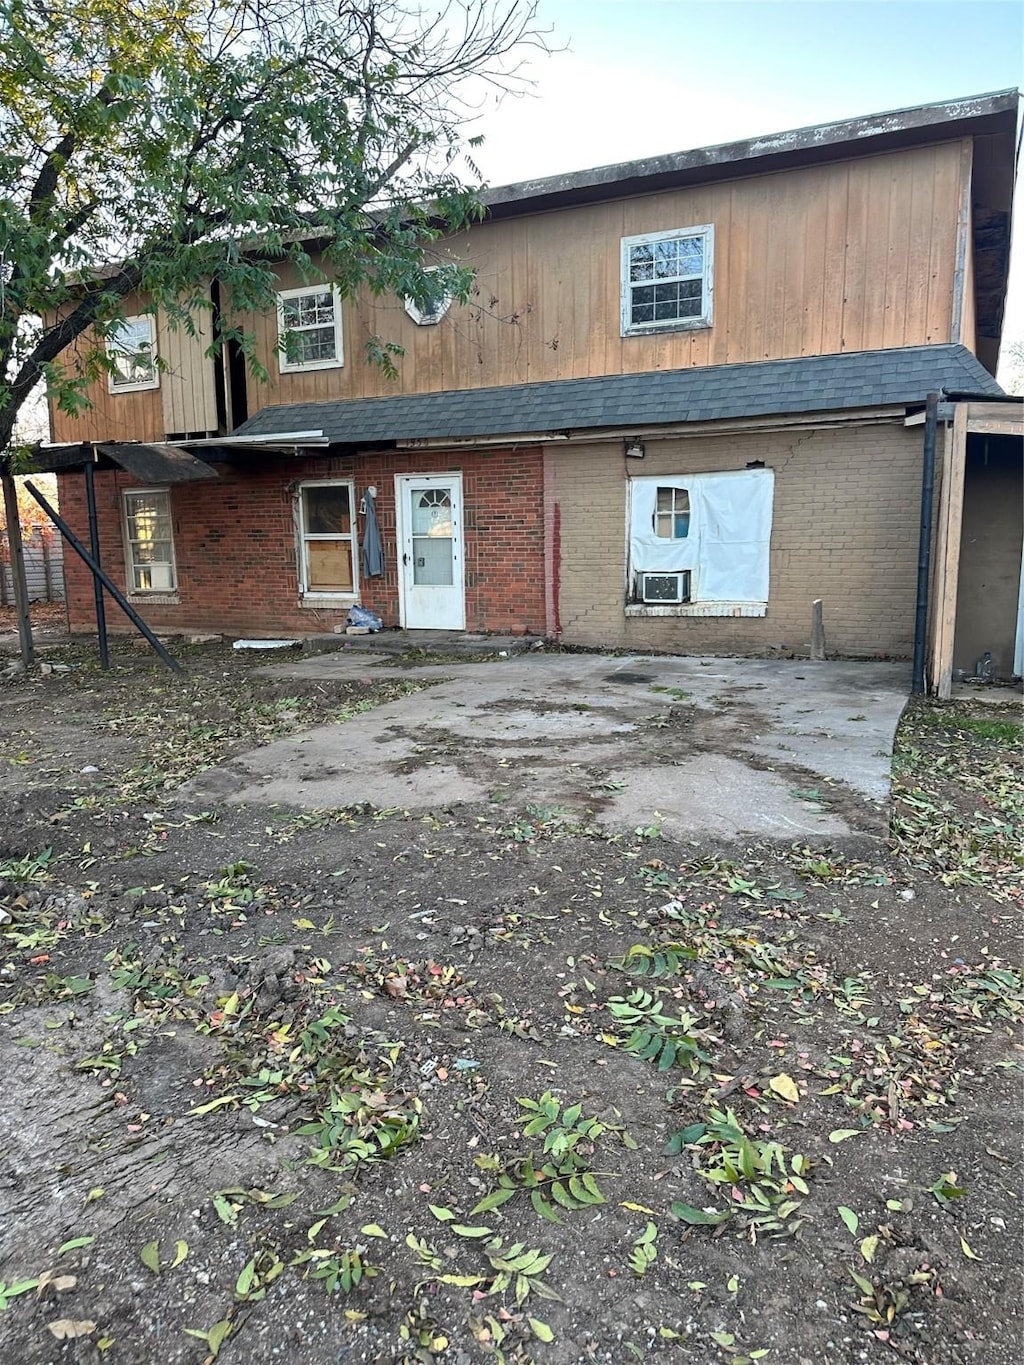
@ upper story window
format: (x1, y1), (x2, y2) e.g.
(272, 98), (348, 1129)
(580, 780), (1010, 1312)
(277, 285), (344, 372)
(107, 315), (159, 393)
(123, 488), (177, 593)
(403, 267), (454, 326)
(621, 226), (713, 336)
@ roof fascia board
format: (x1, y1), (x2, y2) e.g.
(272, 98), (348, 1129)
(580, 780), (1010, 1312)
(482, 90), (1020, 221)
(395, 407), (909, 450)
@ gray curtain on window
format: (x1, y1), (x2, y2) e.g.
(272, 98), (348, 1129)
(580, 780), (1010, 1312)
(361, 490), (384, 577)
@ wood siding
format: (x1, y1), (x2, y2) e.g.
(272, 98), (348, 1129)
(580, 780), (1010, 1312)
(157, 309), (219, 436)
(49, 291), (187, 446)
(959, 216), (977, 352)
(50, 140), (968, 444)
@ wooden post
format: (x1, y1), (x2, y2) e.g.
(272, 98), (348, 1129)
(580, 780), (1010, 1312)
(929, 403), (968, 699)
(1, 467), (34, 666)
(810, 599), (826, 661)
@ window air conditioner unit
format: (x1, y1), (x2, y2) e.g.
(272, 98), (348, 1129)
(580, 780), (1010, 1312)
(640, 571), (691, 604)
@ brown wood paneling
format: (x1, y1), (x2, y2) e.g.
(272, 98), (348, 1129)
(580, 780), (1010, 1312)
(51, 141), (966, 444)
(959, 210), (977, 352)
(925, 141), (964, 344)
(158, 304), (218, 435)
(50, 291), (167, 445)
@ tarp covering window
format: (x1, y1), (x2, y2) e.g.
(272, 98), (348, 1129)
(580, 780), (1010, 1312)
(629, 469), (774, 603)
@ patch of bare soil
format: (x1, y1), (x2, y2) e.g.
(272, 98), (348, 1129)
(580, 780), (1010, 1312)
(0, 641), (1020, 1365)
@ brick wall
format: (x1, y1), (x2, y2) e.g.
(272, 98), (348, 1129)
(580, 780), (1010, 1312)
(58, 447), (546, 637)
(548, 421), (928, 658)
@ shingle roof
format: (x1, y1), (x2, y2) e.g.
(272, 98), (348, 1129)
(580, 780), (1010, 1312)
(233, 344), (1004, 446)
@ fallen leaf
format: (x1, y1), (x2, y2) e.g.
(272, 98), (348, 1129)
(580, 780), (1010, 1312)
(529, 1318), (554, 1343)
(860, 1235), (879, 1264)
(140, 1241), (161, 1275)
(36, 1271), (77, 1297)
(189, 1095), (238, 1116)
(829, 1129), (862, 1144)
(960, 1237), (982, 1261)
(47, 1319), (97, 1340)
(359, 1224), (388, 1239)
(671, 1202), (727, 1226)
(838, 1206), (859, 1235)
(768, 1073), (800, 1104)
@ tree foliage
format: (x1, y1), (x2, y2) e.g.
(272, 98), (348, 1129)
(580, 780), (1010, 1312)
(0, 0), (545, 456)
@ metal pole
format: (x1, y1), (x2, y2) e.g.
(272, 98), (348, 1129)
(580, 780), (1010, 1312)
(23, 479), (184, 675)
(911, 391), (940, 695)
(84, 455), (109, 669)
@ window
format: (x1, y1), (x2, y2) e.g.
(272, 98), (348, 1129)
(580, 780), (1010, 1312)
(298, 481), (358, 596)
(627, 469), (774, 617)
(123, 489), (176, 592)
(107, 316), (159, 392)
(621, 226), (713, 336)
(404, 268), (454, 326)
(277, 286), (344, 371)
(654, 486), (690, 539)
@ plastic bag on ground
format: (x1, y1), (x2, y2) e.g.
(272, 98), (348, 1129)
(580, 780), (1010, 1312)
(347, 605), (383, 632)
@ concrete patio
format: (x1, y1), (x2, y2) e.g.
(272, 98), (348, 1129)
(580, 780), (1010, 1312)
(184, 653), (910, 843)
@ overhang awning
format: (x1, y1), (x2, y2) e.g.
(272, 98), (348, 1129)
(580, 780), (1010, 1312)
(96, 443), (220, 482)
(31, 441), (220, 482)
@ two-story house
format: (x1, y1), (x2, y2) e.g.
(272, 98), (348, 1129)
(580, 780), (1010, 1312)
(43, 89), (1022, 687)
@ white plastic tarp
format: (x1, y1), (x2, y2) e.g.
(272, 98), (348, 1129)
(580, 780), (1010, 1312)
(629, 469), (774, 603)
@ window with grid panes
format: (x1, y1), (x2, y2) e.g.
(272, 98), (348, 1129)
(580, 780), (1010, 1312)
(621, 226), (713, 335)
(653, 486), (690, 539)
(107, 315), (159, 392)
(123, 489), (176, 592)
(277, 286), (344, 371)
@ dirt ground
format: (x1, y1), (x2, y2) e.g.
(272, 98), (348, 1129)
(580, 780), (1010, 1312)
(0, 625), (1021, 1365)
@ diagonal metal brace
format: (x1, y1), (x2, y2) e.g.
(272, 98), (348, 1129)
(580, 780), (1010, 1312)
(24, 479), (184, 675)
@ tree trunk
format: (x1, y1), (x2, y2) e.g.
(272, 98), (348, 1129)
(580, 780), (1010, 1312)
(1, 465), (34, 666)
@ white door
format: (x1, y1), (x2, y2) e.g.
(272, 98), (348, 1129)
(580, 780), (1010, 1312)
(396, 474), (465, 630)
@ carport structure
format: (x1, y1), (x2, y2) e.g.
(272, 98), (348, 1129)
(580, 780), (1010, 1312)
(18, 440), (220, 670)
(925, 395), (1024, 696)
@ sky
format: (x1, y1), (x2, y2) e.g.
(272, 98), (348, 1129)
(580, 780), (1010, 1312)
(468, 0), (1023, 376)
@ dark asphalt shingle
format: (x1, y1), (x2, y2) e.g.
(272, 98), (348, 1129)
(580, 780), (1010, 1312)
(233, 344), (1004, 444)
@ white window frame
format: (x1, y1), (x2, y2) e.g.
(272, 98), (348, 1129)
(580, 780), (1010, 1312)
(653, 485), (691, 540)
(620, 225), (714, 337)
(277, 284), (344, 373)
(403, 267), (454, 326)
(107, 314), (160, 393)
(296, 479), (359, 601)
(122, 487), (177, 595)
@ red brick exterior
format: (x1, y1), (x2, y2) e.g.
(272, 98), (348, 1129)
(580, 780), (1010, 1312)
(57, 447), (546, 637)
